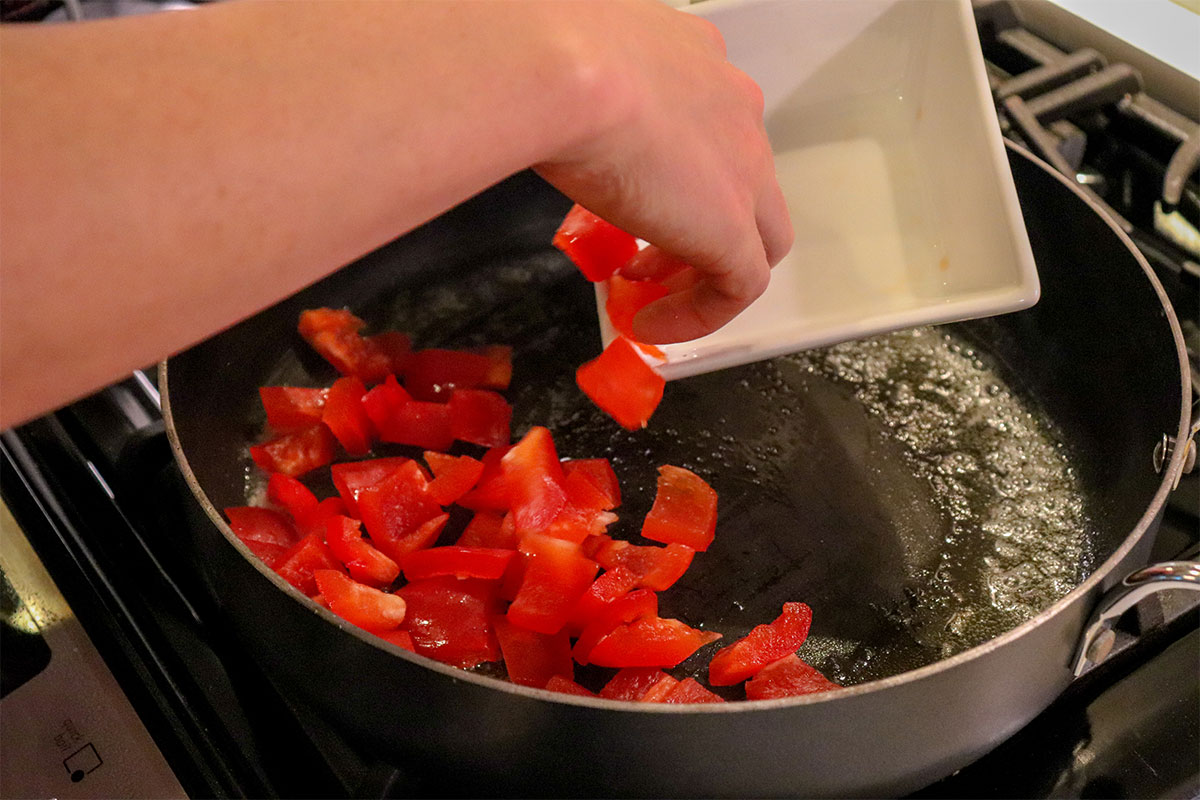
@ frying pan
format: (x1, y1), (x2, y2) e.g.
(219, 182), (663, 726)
(161, 145), (1195, 797)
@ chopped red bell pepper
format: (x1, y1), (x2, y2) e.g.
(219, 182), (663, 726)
(225, 506), (301, 567)
(373, 627), (416, 652)
(493, 616), (574, 688)
(561, 458), (621, 510)
(330, 456), (410, 517)
(363, 331), (412, 380)
(265, 473), (319, 523)
(744, 654), (840, 700)
(501, 426), (567, 535)
(274, 533), (344, 596)
(400, 546), (515, 582)
(259, 386), (328, 432)
(572, 588), (659, 666)
(363, 374), (454, 451)
(606, 274), (670, 341)
(641, 464), (718, 552)
(296, 308), (382, 380)
(249, 424), (336, 477)
(544, 674), (596, 697)
(586, 616), (722, 669)
(541, 502), (617, 545)
(321, 376), (373, 456)
(663, 677), (726, 704)
(597, 667), (676, 701)
(707, 602), (813, 686)
(447, 389), (512, 448)
(424, 452), (485, 506)
(295, 495), (349, 539)
(593, 539), (695, 591)
(552, 204), (640, 283)
(567, 565), (640, 633)
(397, 576), (501, 668)
(474, 345), (513, 390)
(506, 533), (598, 635)
(313, 569), (407, 631)
(356, 461), (446, 563)
(324, 515), (401, 587)
(454, 510), (518, 550)
(456, 445), (513, 511)
(405, 347), (511, 402)
(576, 337), (665, 431)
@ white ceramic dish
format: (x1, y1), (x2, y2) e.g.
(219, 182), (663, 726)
(598, 0), (1040, 380)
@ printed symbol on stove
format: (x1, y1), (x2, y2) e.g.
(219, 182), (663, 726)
(62, 742), (102, 783)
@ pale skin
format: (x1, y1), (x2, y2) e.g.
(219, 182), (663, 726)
(0, 0), (792, 430)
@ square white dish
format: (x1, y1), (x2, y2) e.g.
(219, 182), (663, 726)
(598, 0), (1039, 380)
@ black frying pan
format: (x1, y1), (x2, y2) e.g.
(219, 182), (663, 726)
(162, 145), (1192, 796)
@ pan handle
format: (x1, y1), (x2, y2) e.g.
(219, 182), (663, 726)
(1072, 560), (1200, 677)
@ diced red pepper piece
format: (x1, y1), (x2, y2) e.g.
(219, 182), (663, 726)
(225, 506), (300, 567)
(606, 274), (670, 341)
(561, 458), (621, 510)
(249, 424), (336, 477)
(405, 348), (507, 402)
(454, 511), (515, 550)
(330, 456), (410, 517)
(363, 331), (412, 380)
(424, 452), (485, 506)
(474, 345), (513, 390)
(501, 427), (567, 535)
(587, 616), (722, 669)
(374, 628), (416, 652)
(663, 677), (726, 704)
(456, 446), (513, 511)
(541, 502), (617, 545)
(361, 374), (454, 451)
(576, 337), (665, 431)
(313, 569), (407, 631)
(397, 576), (501, 668)
(266, 473), (319, 524)
(298, 308), (374, 378)
(259, 386), (328, 432)
(322, 377), (373, 456)
(325, 515), (401, 587)
(598, 667), (676, 701)
(507, 534), (598, 635)
(593, 539), (695, 592)
(567, 565), (639, 633)
(493, 616), (574, 688)
(356, 461), (446, 563)
(641, 464), (718, 552)
(295, 495), (350, 539)
(447, 389), (512, 448)
(552, 204), (639, 283)
(707, 602), (814, 686)
(400, 546), (515, 582)
(560, 471), (613, 514)
(361, 374), (410, 428)
(744, 654), (841, 700)
(544, 675), (596, 697)
(274, 533), (344, 596)
(572, 588), (659, 666)
(639, 673), (681, 703)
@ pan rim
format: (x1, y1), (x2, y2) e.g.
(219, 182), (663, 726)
(159, 140), (1192, 713)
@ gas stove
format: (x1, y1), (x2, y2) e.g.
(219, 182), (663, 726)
(1, 1), (1197, 798)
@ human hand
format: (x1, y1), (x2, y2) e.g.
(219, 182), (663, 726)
(531, 0), (792, 344)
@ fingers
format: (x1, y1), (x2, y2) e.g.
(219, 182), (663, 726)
(756, 175), (794, 268)
(631, 235), (771, 344)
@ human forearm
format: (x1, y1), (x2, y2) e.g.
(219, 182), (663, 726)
(0, 0), (615, 427)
